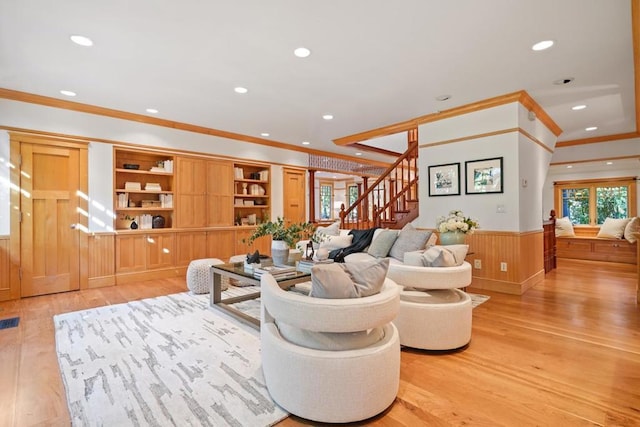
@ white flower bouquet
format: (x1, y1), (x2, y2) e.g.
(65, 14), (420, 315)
(436, 210), (479, 234)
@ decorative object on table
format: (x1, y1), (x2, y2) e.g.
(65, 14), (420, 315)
(315, 247), (329, 261)
(305, 241), (315, 260)
(243, 217), (315, 267)
(246, 250), (261, 264)
(152, 215), (165, 228)
(436, 210), (479, 245)
(465, 157), (503, 194)
(428, 162), (460, 196)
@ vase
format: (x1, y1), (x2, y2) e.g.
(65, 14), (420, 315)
(271, 240), (290, 266)
(439, 231), (466, 245)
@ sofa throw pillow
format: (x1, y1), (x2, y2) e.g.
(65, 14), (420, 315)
(367, 229), (399, 258)
(319, 234), (353, 251)
(624, 217), (639, 243)
(309, 258), (389, 298)
(343, 258), (390, 297)
(555, 216), (575, 237)
(315, 220), (341, 237)
(309, 263), (359, 299)
(389, 223), (432, 261)
(421, 245), (469, 267)
(597, 217), (631, 239)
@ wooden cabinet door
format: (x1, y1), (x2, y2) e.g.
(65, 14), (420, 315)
(207, 160), (234, 226)
(145, 233), (175, 270)
(235, 229), (271, 256)
(206, 230), (236, 260)
(176, 157), (207, 228)
(115, 235), (147, 273)
(175, 231), (208, 266)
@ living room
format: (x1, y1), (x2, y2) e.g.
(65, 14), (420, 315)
(0, 1), (639, 425)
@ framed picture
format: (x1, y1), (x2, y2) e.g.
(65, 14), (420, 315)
(465, 157), (503, 194)
(428, 162), (460, 196)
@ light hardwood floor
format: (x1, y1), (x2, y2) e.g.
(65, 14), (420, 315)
(0, 259), (638, 426)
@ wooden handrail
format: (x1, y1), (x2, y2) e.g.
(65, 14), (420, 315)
(339, 141), (418, 229)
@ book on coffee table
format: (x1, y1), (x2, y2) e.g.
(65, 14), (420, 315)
(253, 265), (297, 279)
(296, 259), (334, 274)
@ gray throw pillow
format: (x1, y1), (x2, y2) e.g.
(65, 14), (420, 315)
(309, 258), (390, 298)
(343, 258), (390, 297)
(389, 223), (432, 261)
(367, 229), (399, 258)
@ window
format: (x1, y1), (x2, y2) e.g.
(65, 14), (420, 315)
(554, 177), (636, 226)
(348, 184), (359, 220)
(319, 182), (334, 220)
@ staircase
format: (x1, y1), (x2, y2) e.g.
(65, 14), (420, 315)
(338, 137), (419, 230)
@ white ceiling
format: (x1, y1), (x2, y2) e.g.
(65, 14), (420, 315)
(0, 1), (636, 163)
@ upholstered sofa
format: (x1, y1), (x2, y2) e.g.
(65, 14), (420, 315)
(297, 222), (437, 266)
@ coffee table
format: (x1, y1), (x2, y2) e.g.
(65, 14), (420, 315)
(210, 262), (311, 329)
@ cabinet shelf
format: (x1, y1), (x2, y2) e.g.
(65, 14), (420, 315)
(233, 194), (268, 198)
(234, 178), (268, 184)
(116, 207), (174, 211)
(114, 148), (174, 229)
(115, 189), (173, 194)
(115, 168), (173, 176)
(234, 205), (270, 209)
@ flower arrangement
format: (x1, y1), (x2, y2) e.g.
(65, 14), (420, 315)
(244, 216), (316, 248)
(436, 210), (479, 234)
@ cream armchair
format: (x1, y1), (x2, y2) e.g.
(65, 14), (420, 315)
(260, 273), (401, 423)
(387, 256), (473, 350)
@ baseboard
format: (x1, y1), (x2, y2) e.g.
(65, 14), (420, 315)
(471, 269), (544, 295)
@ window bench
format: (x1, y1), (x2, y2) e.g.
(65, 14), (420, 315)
(556, 236), (637, 264)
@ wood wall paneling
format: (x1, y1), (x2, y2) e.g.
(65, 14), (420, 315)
(87, 233), (115, 288)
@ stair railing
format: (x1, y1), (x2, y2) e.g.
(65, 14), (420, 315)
(339, 142), (418, 229)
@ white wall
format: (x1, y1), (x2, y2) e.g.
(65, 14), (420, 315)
(0, 131), (10, 235)
(0, 99), (309, 232)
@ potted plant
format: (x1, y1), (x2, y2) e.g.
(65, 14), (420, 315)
(244, 217), (315, 265)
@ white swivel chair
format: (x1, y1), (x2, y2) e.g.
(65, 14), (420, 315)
(260, 274), (401, 423)
(387, 257), (472, 350)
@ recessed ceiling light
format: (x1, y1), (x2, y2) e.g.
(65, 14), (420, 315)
(234, 87), (248, 94)
(322, 114), (334, 120)
(571, 105), (587, 111)
(532, 40), (554, 51)
(566, 165), (573, 169)
(60, 90), (76, 97)
(554, 77), (574, 85)
(301, 141), (310, 145)
(355, 152), (362, 156)
(146, 108), (158, 114)
(606, 161), (613, 165)
(261, 132), (270, 137)
(70, 35), (93, 46)
(435, 94), (451, 101)
(585, 126), (598, 131)
(294, 47), (311, 58)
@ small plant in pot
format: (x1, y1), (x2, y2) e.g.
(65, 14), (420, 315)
(244, 217), (315, 266)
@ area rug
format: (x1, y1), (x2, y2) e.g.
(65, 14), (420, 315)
(54, 292), (287, 427)
(468, 292), (490, 308)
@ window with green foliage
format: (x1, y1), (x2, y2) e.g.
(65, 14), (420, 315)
(555, 178), (636, 226)
(319, 182), (333, 220)
(348, 184), (359, 220)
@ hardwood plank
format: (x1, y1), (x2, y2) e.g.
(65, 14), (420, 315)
(0, 259), (638, 426)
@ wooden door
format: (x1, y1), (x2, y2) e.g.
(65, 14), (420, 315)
(206, 160), (234, 226)
(19, 143), (83, 297)
(176, 157), (207, 228)
(283, 168), (306, 224)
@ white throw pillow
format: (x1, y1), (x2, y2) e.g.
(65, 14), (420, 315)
(624, 217), (639, 243)
(421, 245), (469, 267)
(315, 221), (341, 237)
(597, 217), (631, 239)
(555, 217), (575, 237)
(319, 234), (353, 251)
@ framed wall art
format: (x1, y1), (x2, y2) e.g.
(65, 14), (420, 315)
(428, 162), (460, 196)
(465, 157), (503, 194)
